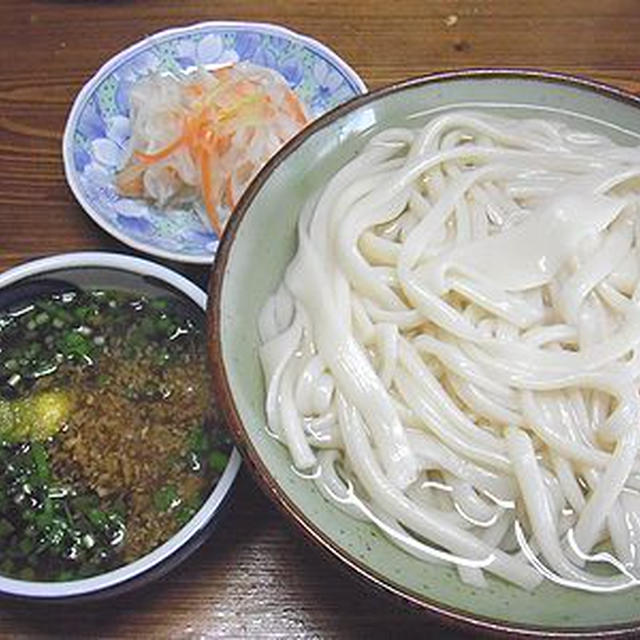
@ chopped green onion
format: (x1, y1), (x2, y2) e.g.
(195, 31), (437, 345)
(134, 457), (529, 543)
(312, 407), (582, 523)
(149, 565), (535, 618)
(208, 450), (229, 473)
(153, 485), (180, 512)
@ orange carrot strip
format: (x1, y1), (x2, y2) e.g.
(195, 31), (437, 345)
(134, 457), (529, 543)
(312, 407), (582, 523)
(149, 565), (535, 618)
(224, 174), (235, 209)
(215, 133), (232, 156)
(134, 135), (186, 164)
(213, 65), (233, 82)
(186, 83), (205, 98)
(285, 92), (308, 126)
(234, 80), (254, 98)
(115, 163), (145, 197)
(199, 148), (222, 235)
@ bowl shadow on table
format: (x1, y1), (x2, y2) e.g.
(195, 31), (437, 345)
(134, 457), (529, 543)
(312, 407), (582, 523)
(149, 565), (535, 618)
(0, 469), (477, 639)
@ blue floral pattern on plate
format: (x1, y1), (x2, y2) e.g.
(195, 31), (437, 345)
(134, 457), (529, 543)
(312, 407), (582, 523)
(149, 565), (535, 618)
(63, 22), (367, 264)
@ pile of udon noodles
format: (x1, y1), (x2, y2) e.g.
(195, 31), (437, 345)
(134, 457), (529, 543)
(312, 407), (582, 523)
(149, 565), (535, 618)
(258, 110), (640, 592)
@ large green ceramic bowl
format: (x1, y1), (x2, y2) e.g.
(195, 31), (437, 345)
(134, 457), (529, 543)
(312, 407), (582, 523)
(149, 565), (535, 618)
(209, 70), (640, 637)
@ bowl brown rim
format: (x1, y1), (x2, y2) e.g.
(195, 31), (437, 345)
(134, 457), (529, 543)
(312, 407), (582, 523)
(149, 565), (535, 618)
(208, 68), (640, 638)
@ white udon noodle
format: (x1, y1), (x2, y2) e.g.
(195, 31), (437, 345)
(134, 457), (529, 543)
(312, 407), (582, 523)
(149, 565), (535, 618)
(257, 111), (640, 592)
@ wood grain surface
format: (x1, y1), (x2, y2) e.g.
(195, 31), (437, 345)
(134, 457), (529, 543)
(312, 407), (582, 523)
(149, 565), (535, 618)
(1, 1), (640, 637)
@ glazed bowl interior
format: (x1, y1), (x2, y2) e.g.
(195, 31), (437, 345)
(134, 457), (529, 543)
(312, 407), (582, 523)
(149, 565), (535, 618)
(0, 252), (241, 601)
(210, 71), (640, 636)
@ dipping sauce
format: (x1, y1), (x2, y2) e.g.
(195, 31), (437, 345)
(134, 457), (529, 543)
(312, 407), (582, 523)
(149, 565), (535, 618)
(0, 287), (229, 581)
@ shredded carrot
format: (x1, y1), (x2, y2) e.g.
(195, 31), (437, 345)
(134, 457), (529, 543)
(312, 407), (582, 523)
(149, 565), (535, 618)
(199, 148), (221, 235)
(186, 84), (205, 98)
(216, 133), (232, 156)
(134, 136), (186, 164)
(115, 163), (145, 197)
(224, 174), (234, 209)
(285, 92), (308, 126)
(215, 65), (233, 81)
(234, 80), (254, 98)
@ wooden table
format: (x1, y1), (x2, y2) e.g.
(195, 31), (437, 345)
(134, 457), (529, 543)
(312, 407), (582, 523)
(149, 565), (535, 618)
(1, 1), (640, 637)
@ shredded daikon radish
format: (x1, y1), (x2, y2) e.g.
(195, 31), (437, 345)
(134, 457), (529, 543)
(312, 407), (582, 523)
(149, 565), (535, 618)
(116, 62), (308, 235)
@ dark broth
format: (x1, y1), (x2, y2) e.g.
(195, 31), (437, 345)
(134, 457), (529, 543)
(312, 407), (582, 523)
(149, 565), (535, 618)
(0, 287), (229, 582)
